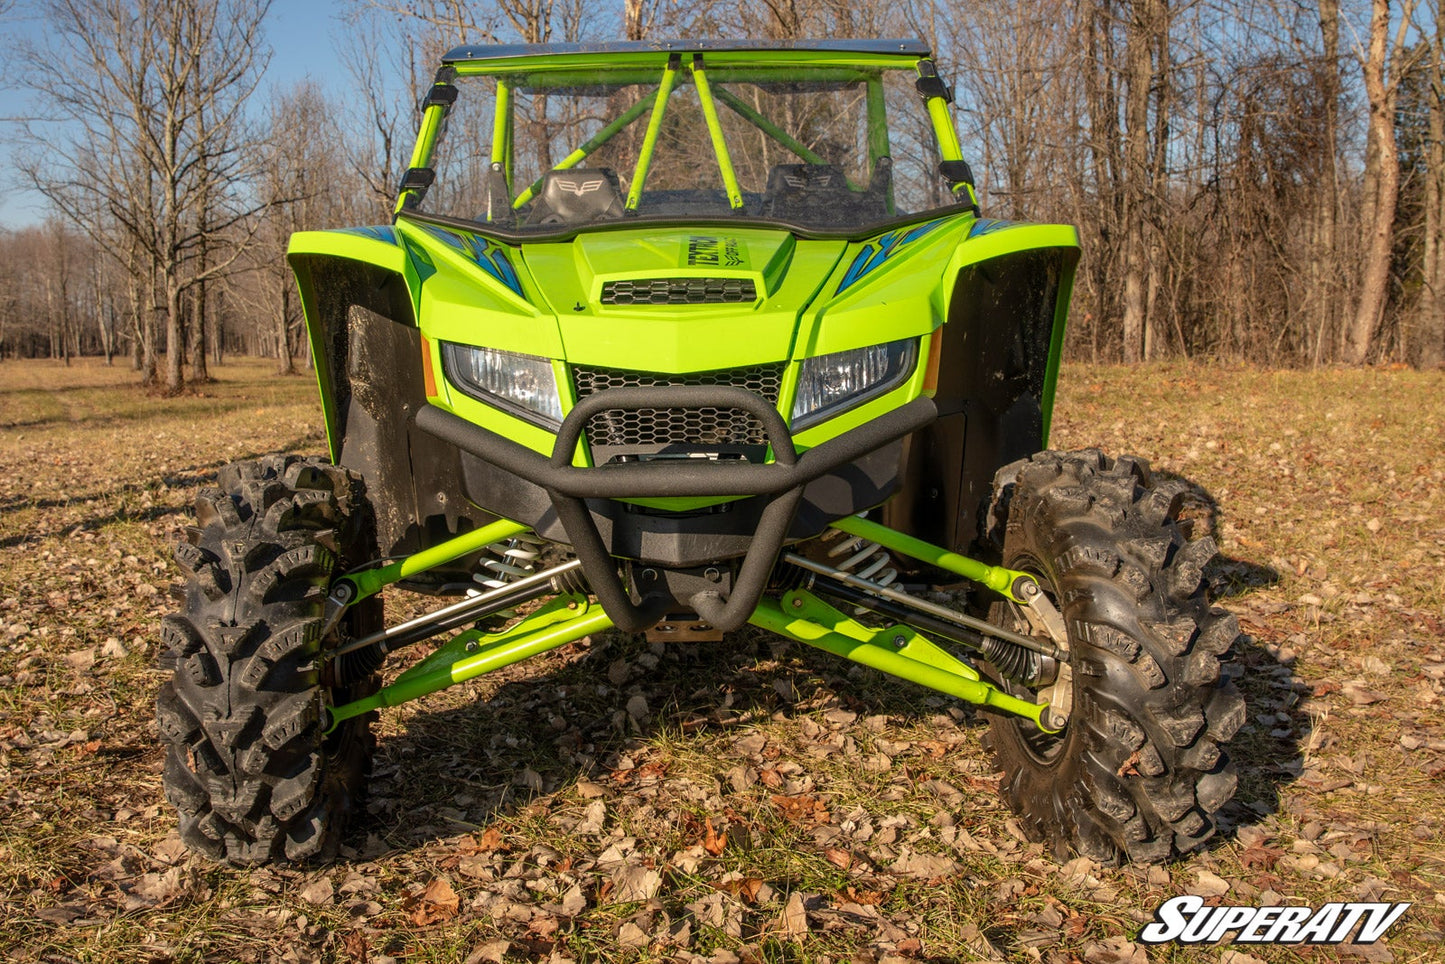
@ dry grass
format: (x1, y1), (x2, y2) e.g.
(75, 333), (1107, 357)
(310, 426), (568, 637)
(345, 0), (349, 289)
(0, 356), (1442, 963)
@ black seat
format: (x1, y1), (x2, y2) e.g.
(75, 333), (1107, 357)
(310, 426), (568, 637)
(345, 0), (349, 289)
(763, 162), (888, 223)
(526, 168), (625, 225)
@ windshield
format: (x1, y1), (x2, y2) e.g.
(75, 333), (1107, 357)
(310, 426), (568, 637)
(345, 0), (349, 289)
(415, 56), (963, 235)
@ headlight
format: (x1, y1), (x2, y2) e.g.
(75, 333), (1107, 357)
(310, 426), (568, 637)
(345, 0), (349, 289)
(791, 338), (918, 429)
(441, 342), (563, 428)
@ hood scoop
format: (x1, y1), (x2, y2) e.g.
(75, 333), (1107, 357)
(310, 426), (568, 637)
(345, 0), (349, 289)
(599, 277), (759, 306)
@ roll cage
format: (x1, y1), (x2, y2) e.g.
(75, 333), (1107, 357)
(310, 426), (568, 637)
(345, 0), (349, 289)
(394, 39), (979, 234)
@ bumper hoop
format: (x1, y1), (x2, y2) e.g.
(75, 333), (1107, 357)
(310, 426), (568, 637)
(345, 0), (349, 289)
(416, 389), (938, 633)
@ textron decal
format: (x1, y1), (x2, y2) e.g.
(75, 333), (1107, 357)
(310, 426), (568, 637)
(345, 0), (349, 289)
(417, 224), (524, 297)
(686, 235), (745, 267)
(967, 217), (1024, 239)
(837, 219), (948, 293)
(336, 225), (397, 244)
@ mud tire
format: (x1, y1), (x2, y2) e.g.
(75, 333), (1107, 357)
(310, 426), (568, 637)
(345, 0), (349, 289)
(156, 455), (382, 865)
(981, 450), (1243, 864)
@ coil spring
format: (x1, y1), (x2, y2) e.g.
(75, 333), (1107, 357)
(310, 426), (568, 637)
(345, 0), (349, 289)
(475, 532), (545, 589)
(820, 527), (899, 588)
(820, 526), (897, 613)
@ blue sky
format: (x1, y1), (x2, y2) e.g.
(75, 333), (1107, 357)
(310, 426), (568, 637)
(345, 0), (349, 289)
(0, 1), (356, 230)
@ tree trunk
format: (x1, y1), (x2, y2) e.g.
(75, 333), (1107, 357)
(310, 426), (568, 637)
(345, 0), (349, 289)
(1310, 0), (1342, 365)
(164, 275), (184, 393)
(1422, 5), (1445, 368)
(1121, 0), (1162, 362)
(190, 280), (210, 383)
(277, 283), (295, 375)
(1347, 0), (1403, 365)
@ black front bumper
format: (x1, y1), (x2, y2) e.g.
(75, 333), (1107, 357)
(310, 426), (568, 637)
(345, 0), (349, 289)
(416, 385), (937, 631)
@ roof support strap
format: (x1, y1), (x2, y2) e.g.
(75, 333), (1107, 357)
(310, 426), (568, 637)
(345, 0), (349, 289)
(690, 55), (745, 210)
(626, 54), (680, 210)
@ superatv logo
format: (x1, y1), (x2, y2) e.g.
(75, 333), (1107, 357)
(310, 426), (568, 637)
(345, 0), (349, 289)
(687, 235), (743, 267)
(1140, 896), (1409, 945)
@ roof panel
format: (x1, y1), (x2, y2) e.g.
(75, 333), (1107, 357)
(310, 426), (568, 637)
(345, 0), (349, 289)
(441, 38), (930, 64)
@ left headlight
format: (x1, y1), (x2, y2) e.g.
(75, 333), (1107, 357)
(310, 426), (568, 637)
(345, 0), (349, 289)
(441, 342), (563, 429)
(791, 338), (918, 429)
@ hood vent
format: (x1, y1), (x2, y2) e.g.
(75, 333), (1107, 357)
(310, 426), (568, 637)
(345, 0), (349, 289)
(600, 277), (757, 306)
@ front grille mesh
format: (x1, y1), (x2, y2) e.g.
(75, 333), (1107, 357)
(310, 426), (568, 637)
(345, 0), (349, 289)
(572, 364), (784, 447)
(600, 277), (757, 306)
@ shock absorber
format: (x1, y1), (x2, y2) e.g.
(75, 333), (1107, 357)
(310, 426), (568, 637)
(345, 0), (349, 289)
(820, 526), (899, 590)
(476, 532), (545, 589)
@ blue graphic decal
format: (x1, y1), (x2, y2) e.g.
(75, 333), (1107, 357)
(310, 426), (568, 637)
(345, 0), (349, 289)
(337, 225), (397, 244)
(401, 236), (436, 284)
(837, 218), (949, 294)
(966, 217), (1023, 239)
(417, 224), (524, 297)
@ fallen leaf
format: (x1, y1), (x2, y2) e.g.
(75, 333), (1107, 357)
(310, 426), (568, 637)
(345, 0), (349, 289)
(407, 877), (460, 926)
(611, 862), (662, 902)
(779, 891), (809, 937)
(63, 648), (95, 672)
(617, 921), (648, 947)
(703, 817), (727, 856)
(298, 877), (334, 906)
(1190, 870), (1231, 897)
(463, 940), (510, 964)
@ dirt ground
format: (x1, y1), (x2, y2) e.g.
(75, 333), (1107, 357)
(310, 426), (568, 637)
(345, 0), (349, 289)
(0, 356), (1441, 962)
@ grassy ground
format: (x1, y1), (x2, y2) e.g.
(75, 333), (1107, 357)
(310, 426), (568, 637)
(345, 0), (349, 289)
(0, 356), (1441, 963)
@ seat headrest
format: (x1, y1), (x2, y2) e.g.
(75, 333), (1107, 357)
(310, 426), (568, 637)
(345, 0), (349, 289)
(529, 168), (625, 225)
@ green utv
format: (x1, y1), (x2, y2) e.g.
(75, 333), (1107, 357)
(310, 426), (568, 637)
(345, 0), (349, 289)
(158, 39), (1244, 866)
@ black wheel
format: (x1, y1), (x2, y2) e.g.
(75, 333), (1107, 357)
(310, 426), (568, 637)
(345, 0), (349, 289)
(981, 450), (1244, 864)
(156, 455), (384, 865)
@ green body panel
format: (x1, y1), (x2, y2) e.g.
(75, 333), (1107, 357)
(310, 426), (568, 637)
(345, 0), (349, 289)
(288, 214), (1079, 508)
(287, 227), (412, 463)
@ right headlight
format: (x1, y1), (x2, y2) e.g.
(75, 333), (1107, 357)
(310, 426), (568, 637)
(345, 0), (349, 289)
(790, 338), (918, 429)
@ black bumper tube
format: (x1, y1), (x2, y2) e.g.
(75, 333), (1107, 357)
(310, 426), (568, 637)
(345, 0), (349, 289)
(416, 387), (937, 632)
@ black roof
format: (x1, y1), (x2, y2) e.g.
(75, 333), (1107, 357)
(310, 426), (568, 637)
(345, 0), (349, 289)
(441, 38), (930, 63)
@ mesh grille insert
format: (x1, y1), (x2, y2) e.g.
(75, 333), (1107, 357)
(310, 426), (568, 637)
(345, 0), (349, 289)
(600, 277), (757, 306)
(571, 364), (784, 447)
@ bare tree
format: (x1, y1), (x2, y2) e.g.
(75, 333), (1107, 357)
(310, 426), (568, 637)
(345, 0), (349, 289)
(1417, 0), (1445, 366)
(18, 0), (273, 392)
(1347, 0), (1420, 363)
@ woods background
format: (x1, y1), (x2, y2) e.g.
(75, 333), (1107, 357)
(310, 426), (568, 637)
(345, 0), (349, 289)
(1, 0), (1442, 392)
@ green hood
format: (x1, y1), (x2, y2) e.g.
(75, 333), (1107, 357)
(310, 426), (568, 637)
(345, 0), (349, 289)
(394, 217), (988, 374)
(401, 221), (852, 371)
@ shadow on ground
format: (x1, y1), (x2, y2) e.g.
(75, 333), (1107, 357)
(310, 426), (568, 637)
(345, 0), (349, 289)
(349, 626), (977, 855)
